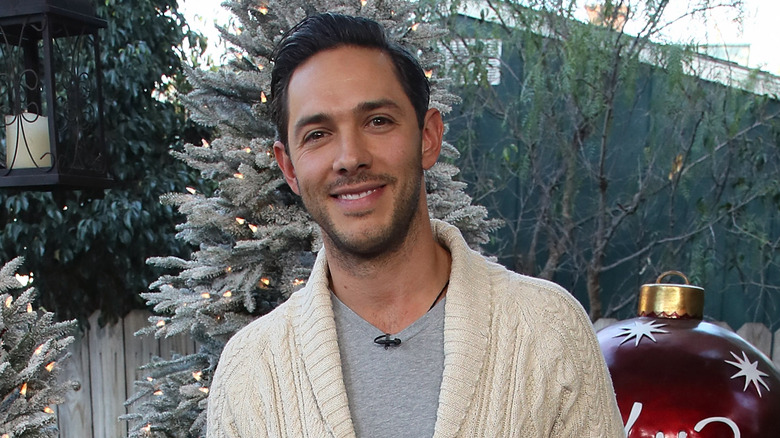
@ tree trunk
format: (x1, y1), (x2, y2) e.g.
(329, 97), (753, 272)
(587, 262), (603, 321)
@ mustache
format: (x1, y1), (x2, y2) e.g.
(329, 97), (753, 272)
(325, 172), (397, 192)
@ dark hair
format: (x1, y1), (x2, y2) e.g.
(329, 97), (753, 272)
(270, 13), (430, 148)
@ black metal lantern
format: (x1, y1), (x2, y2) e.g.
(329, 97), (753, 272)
(0, 0), (111, 189)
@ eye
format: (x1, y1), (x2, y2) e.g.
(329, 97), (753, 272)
(303, 130), (327, 143)
(368, 116), (393, 128)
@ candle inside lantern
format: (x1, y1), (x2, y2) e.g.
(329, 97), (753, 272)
(4, 113), (52, 169)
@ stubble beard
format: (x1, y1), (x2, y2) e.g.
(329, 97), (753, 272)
(300, 166), (424, 265)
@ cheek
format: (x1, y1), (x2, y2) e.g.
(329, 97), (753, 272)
(290, 160), (323, 191)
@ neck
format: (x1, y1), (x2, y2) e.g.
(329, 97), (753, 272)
(326, 218), (451, 334)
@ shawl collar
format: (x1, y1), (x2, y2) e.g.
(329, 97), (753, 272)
(292, 219), (493, 437)
(431, 220), (494, 437)
(293, 250), (356, 437)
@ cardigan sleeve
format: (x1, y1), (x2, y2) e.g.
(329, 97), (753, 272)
(500, 270), (625, 437)
(207, 377), (254, 438)
(206, 329), (273, 438)
(550, 296), (626, 437)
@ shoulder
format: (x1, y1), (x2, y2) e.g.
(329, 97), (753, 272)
(504, 271), (587, 321)
(500, 269), (594, 335)
(223, 290), (306, 352)
(434, 218), (592, 334)
(467, 255), (596, 346)
(216, 287), (311, 374)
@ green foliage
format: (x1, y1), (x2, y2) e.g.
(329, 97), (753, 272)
(0, 0), (210, 323)
(0, 258), (77, 438)
(436, 0), (780, 326)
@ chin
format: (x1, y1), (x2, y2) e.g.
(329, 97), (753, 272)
(326, 221), (411, 260)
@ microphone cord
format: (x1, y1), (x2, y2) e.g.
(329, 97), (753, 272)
(428, 279), (449, 311)
(374, 279), (449, 349)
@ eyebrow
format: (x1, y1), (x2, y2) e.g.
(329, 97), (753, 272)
(355, 98), (402, 115)
(293, 113), (330, 136)
(291, 99), (403, 137)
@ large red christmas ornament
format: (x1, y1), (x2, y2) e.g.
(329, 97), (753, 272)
(598, 271), (780, 437)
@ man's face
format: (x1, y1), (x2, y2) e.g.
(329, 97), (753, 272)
(273, 45), (442, 259)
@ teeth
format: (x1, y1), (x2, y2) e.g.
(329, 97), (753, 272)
(338, 189), (376, 200)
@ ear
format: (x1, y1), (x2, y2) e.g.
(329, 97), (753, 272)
(273, 141), (300, 195)
(421, 108), (444, 170)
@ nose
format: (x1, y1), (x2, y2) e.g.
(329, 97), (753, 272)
(332, 129), (371, 174)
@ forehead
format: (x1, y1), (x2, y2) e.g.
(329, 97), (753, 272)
(289, 45), (400, 90)
(286, 46), (411, 126)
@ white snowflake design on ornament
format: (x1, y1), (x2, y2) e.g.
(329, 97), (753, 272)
(614, 320), (669, 347)
(725, 350), (771, 397)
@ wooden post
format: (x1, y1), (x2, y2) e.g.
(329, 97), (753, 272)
(593, 318), (618, 332)
(56, 327), (93, 438)
(123, 310), (161, 432)
(774, 327), (780, 369)
(737, 322), (772, 358)
(87, 312), (129, 438)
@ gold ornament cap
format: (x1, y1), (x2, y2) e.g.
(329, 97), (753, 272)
(638, 271), (704, 319)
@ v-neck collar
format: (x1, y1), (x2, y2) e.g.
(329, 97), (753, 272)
(330, 289), (446, 342)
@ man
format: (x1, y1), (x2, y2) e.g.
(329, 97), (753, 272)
(207, 13), (624, 437)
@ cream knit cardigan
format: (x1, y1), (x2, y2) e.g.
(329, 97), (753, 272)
(207, 220), (625, 437)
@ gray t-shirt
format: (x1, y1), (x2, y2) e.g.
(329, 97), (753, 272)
(331, 293), (445, 438)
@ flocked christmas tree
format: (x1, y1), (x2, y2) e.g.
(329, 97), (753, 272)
(124, 0), (500, 436)
(0, 258), (76, 438)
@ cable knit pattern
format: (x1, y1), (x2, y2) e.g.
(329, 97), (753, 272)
(207, 220), (625, 437)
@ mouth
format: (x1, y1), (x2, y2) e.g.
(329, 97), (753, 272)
(334, 188), (379, 201)
(326, 175), (396, 211)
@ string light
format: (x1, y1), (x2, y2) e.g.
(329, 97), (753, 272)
(261, 92), (267, 103)
(142, 424), (152, 433)
(225, 266), (233, 273)
(411, 23), (420, 31)
(14, 273), (30, 286)
(193, 371), (203, 381)
(223, 290), (232, 298)
(201, 139), (210, 148)
(234, 173), (245, 179)
(43, 406), (54, 414)
(62, 205), (68, 211)
(257, 6), (269, 14)
(20, 382), (27, 396)
(260, 277), (271, 287)
(5, 296), (12, 307)
(154, 390), (163, 396)
(361, 0), (367, 5)
(26, 303), (33, 313)
(199, 387), (209, 394)
(156, 320), (166, 328)
(186, 187), (197, 194)
(293, 279), (305, 286)
(244, 147), (252, 153)
(248, 224), (258, 233)
(46, 362), (56, 372)
(33, 344), (44, 355)
(201, 293), (211, 299)
(146, 377), (154, 382)
(236, 217), (246, 225)
(3, 433), (10, 438)
(425, 69), (434, 78)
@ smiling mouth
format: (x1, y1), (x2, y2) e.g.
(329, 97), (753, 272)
(335, 188), (378, 200)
